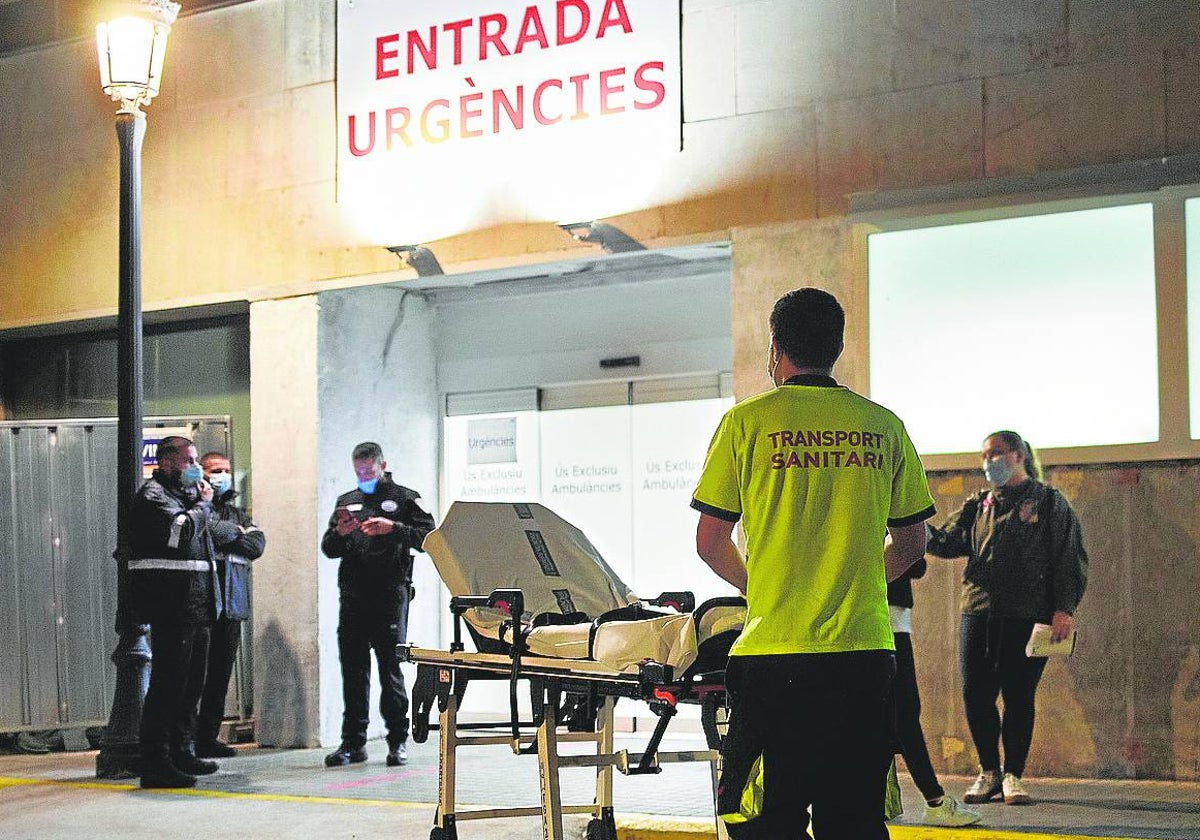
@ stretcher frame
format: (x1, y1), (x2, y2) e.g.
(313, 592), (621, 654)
(400, 588), (732, 840)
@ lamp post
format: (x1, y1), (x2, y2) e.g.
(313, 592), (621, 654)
(94, 0), (180, 780)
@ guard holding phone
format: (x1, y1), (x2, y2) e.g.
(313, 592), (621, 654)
(320, 441), (435, 768)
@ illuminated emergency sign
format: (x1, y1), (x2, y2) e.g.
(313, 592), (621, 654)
(336, 0), (682, 244)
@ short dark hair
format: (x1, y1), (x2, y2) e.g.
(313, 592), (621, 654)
(200, 451), (228, 466)
(769, 288), (845, 369)
(985, 430), (1042, 481)
(352, 441), (384, 462)
(156, 435), (193, 464)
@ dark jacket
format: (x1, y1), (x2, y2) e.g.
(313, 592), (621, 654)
(209, 490), (266, 621)
(128, 470), (221, 627)
(927, 479), (1088, 621)
(320, 473), (435, 606)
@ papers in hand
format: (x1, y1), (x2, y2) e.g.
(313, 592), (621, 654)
(1026, 623), (1077, 657)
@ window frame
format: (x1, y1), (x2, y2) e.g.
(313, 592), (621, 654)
(855, 178), (1200, 471)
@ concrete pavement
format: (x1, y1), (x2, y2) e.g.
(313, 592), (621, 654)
(1, 732), (1198, 839)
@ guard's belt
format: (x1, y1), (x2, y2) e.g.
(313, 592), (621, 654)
(128, 558), (211, 572)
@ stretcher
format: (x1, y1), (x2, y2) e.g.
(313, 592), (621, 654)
(400, 501), (745, 840)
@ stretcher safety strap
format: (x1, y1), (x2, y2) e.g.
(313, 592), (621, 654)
(167, 513), (188, 549)
(129, 558), (210, 572)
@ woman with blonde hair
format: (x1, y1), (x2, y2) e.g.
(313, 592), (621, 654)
(927, 430), (1088, 806)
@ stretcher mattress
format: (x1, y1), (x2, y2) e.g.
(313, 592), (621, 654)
(423, 502), (740, 675)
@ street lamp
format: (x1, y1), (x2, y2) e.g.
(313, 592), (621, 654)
(94, 0), (180, 780)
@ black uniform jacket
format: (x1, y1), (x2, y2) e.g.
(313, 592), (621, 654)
(128, 470), (221, 627)
(320, 473), (436, 608)
(210, 490), (266, 621)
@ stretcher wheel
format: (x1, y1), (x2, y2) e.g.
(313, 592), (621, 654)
(429, 826), (457, 840)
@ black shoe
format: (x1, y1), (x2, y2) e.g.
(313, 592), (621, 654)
(386, 743), (408, 767)
(140, 758), (198, 789)
(196, 740), (237, 759)
(324, 746), (368, 767)
(172, 752), (219, 776)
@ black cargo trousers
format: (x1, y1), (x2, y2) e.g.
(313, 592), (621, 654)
(336, 584), (413, 750)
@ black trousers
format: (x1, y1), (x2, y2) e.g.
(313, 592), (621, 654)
(891, 632), (944, 802)
(960, 614), (1048, 777)
(337, 590), (411, 749)
(717, 651), (896, 840)
(141, 623), (211, 761)
(196, 616), (242, 745)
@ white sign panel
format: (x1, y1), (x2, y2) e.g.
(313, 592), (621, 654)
(466, 416), (518, 465)
(336, 0), (682, 243)
(539, 405), (633, 583)
(444, 412), (540, 501)
(630, 398), (733, 602)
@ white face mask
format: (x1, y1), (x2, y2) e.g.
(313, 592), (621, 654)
(983, 455), (1013, 486)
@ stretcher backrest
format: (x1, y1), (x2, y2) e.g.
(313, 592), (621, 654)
(423, 502), (640, 642)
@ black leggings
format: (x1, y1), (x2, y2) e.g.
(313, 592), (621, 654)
(960, 614), (1047, 778)
(891, 632), (944, 802)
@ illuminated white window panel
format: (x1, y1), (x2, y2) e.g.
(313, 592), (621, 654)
(869, 204), (1159, 454)
(630, 398), (735, 603)
(1187, 198), (1200, 439)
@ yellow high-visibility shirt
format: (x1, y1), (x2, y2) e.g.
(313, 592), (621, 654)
(692, 377), (935, 656)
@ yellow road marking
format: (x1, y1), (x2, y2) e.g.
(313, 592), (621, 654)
(0, 776), (427, 809)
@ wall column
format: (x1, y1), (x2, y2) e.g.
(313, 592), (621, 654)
(250, 295), (321, 747)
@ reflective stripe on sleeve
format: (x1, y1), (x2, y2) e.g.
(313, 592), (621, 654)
(128, 558), (209, 572)
(226, 555), (250, 566)
(167, 513), (188, 549)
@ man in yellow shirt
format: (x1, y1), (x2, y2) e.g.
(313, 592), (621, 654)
(692, 288), (934, 839)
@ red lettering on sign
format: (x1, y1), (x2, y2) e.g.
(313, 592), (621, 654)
(479, 13), (512, 61)
(557, 0), (590, 46)
(444, 18), (471, 65)
(533, 78), (563, 125)
(633, 61), (665, 110)
(598, 67), (625, 115)
(568, 73), (590, 119)
(408, 26), (437, 74)
(494, 86), (525, 132)
(376, 34), (400, 79)
(385, 107), (412, 148)
(596, 0), (633, 39)
(348, 112), (376, 156)
(515, 6), (550, 53)
(421, 99), (451, 143)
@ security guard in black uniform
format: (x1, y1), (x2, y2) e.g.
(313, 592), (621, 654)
(194, 451), (266, 758)
(321, 441), (435, 768)
(129, 435), (225, 788)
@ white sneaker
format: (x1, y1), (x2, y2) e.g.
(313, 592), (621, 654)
(962, 769), (1002, 803)
(1002, 772), (1032, 805)
(923, 794), (983, 827)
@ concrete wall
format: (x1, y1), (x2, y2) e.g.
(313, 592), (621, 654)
(920, 463), (1200, 781)
(250, 296), (320, 747)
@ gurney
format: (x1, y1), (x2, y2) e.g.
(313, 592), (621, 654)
(401, 501), (745, 840)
